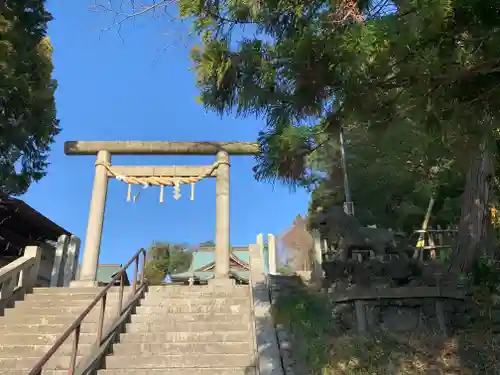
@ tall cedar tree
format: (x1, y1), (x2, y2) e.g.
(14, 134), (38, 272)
(0, 0), (59, 195)
(179, 0), (500, 272)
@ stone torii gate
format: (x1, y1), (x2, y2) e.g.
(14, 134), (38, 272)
(65, 141), (260, 287)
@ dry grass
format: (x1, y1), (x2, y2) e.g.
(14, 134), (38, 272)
(324, 332), (500, 375)
(272, 286), (500, 375)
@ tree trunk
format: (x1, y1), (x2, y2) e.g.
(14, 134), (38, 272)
(451, 137), (495, 273)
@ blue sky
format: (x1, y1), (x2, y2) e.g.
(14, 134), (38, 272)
(21, 1), (309, 266)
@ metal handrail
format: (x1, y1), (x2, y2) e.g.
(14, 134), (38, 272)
(28, 248), (147, 375)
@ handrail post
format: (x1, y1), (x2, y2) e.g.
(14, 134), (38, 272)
(117, 272), (124, 316)
(69, 324), (81, 374)
(132, 258), (138, 294)
(140, 251), (146, 286)
(97, 294), (107, 345)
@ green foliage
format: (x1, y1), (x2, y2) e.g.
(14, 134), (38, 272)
(179, 0), (500, 254)
(143, 262), (166, 285)
(144, 241), (192, 284)
(0, 1), (60, 195)
(308, 123), (465, 232)
(272, 286), (333, 373)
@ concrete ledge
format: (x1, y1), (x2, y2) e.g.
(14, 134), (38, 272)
(208, 278), (237, 288)
(249, 244), (284, 375)
(70, 280), (99, 288)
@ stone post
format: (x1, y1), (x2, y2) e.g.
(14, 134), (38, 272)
(63, 235), (81, 286)
(256, 233), (264, 266)
(267, 234), (277, 275)
(24, 246), (43, 289)
(214, 150), (230, 279)
(73, 150), (111, 287)
(311, 230), (324, 282)
(50, 234), (69, 287)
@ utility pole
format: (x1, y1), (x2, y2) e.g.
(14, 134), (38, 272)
(339, 127), (354, 216)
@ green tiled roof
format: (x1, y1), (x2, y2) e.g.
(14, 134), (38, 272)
(189, 249), (251, 272)
(95, 265), (130, 285)
(171, 271), (214, 281)
(191, 252), (215, 271)
(171, 270), (249, 282)
(171, 248), (251, 283)
(233, 250), (249, 264)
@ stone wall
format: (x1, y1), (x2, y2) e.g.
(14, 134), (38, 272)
(331, 297), (462, 333)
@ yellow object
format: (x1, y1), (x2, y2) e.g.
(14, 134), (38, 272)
(96, 160), (229, 202)
(492, 207), (497, 219)
(416, 239), (424, 248)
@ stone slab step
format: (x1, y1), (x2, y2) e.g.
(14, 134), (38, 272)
(32, 287), (133, 295)
(112, 341), (253, 355)
(98, 369), (256, 375)
(6, 370), (256, 375)
(130, 312), (250, 324)
(3, 312), (118, 324)
(140, 297), (249, 307)
(135, 303), (250, 314)
(0, 355), (83, 370)
(0, 333), (97, 345)
(7, 371), (71, 375)
(6, 305), (120, 316)
(146, 286), (249, 298)
(18, 298), (128, 309)
(0, 322), (100, 334)
(125, 321), (251, 333)
(104, 353), (253, 368)
(23, 293), (131, 307)
(0, 344), (91, 356)
(119, 331), (252, 343)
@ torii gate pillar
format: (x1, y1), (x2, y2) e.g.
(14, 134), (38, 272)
(77, 150), (111, 285)
(215, 150), (230, 279)
(65, 141), (259, 286)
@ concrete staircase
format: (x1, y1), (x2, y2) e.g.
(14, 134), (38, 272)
(0, 284), (256, 374)
(0, 286), (127, 374)
(98, 284), (256, 375)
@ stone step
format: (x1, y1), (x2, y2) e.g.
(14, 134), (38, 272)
(0, 333), (97, 345)
(7, 371), (72, 375)
(18, 297), (128, 308)
(0, 344), (92, 357)
(97, 368), (255, 375)
(112, 341), (253, 355)
(119, 330), (252, 343)
(6, 305), (121, 316)
(2, 312), (118, 325)
(0, 322), (100, 334)
(125, 320), (251, 333)
(32, 287), (133, 295)
(135, 303), (250, 314)
(140, 297), (249, 307)
(146, 286), (250, 298)
(130, 312), (250, 324)
(0, 355), (84, 370)
(104, 353), (253, 368)
(6, 370), (256, 375)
